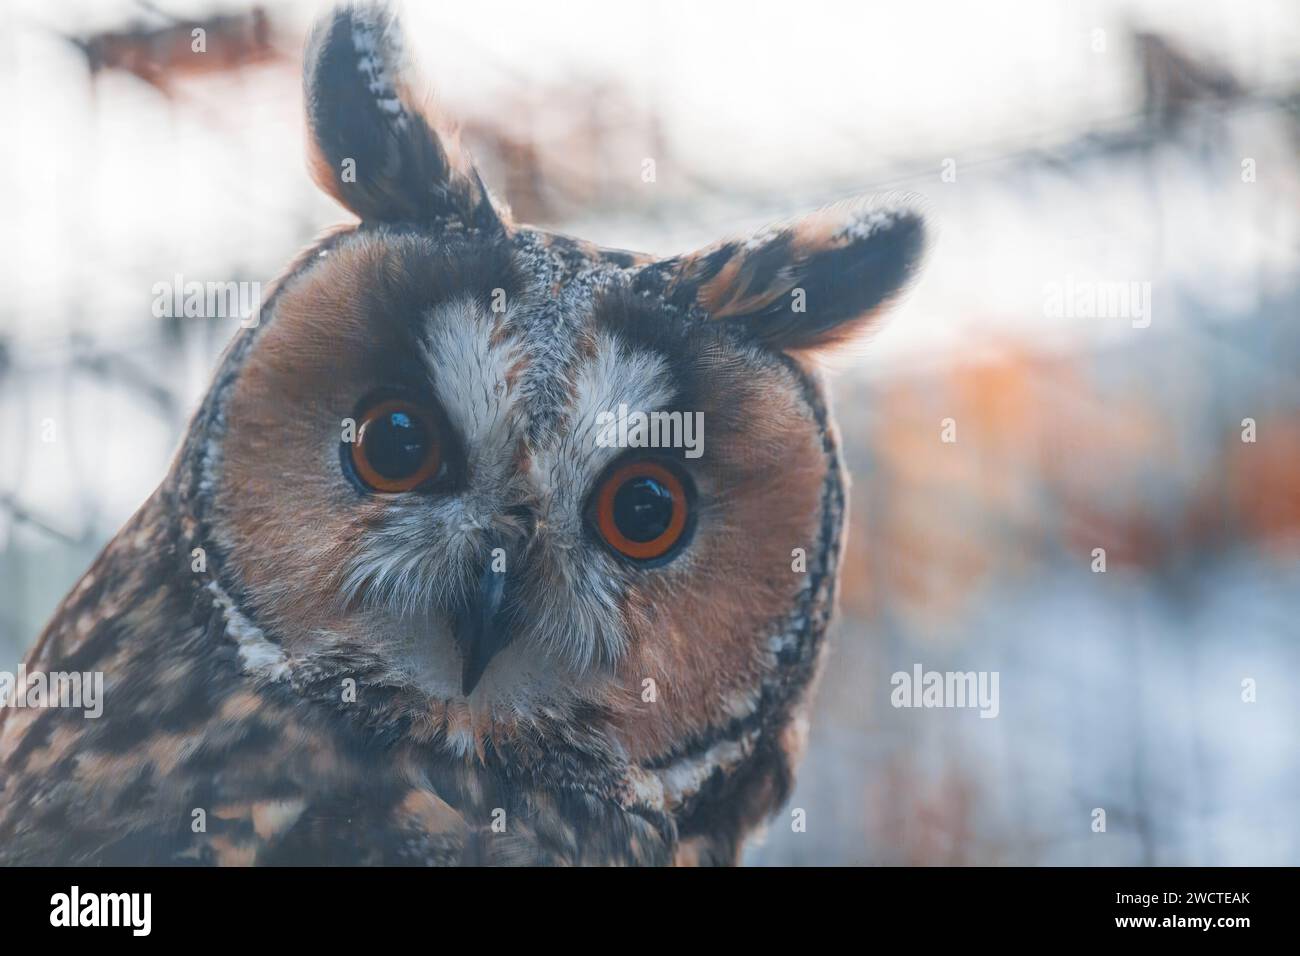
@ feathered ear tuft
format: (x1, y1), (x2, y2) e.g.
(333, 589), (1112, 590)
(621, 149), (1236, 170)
(302, 4), (502, 230)
(634, 194), (928, 354)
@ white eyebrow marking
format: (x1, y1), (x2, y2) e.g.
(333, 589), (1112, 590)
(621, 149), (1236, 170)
(419, 295), (523, 455)
(530, 332), (675, 521)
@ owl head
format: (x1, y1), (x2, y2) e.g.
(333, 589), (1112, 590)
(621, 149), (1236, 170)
(177, 4), (926, 854)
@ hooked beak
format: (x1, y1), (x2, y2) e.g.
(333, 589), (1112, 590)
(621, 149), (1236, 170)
(453, 535), (510, 696)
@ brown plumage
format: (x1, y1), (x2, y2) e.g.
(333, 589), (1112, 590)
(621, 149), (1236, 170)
(0, 3), (926, 866)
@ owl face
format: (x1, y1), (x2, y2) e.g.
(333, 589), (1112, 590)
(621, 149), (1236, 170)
(199, 6), (926, 771)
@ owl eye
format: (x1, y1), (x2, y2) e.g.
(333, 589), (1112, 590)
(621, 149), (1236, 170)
(349, 397), (443, 493)
(592, 459), (694, 563)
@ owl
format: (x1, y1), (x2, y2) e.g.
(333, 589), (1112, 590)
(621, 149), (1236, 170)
(0, 4), (925, 865)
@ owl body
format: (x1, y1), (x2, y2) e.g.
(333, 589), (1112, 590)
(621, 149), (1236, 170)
(0, 6), (924, 865)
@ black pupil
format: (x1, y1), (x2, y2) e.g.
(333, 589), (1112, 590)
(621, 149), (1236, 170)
(364, 410), (429, 479)
(613, 476), (675, 542)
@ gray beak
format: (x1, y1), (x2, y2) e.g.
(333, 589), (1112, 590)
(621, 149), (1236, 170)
(454, 534), (510, 695)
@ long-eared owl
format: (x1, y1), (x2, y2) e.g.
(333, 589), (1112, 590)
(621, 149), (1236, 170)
(0, 3), (926, 865)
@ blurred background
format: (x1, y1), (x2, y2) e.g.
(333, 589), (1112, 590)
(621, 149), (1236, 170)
(1, 0), (1297, 865)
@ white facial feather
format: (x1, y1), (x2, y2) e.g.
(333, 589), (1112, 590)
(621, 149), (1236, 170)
(419, 295), (521, 462)
(337, 298), (682, 689)
(520, 333), (676, 669)
(537, 331), (675, 523)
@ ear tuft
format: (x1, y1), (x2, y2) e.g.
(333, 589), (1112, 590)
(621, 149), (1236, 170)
(636, 194), (929, 354)
(302, 4), (501, 230)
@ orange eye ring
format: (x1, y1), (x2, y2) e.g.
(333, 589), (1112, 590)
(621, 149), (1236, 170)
(593, 459), (692, 562)
(350, 398), (443, 493)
